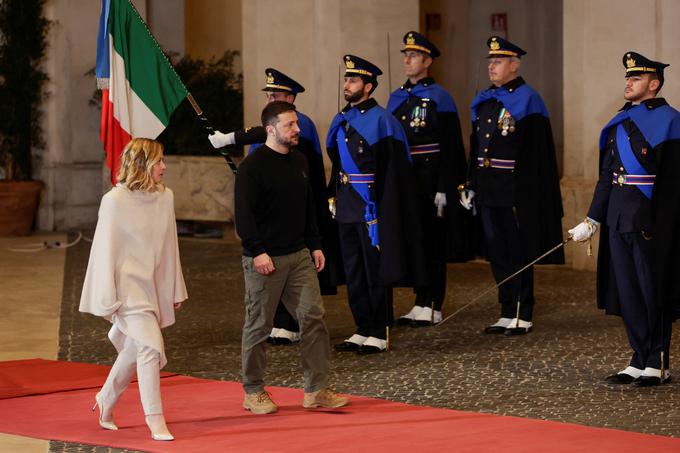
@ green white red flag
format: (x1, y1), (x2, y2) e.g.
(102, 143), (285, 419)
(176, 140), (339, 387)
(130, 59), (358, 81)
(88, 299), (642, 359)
(95, 0), (187, 184)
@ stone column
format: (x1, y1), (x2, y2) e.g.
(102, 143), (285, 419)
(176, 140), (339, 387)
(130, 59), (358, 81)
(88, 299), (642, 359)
(37, 0), (105, 230)
(184, 0), (242, 74)
(148, 0), (185, 55)
(562, 0), (680, 270)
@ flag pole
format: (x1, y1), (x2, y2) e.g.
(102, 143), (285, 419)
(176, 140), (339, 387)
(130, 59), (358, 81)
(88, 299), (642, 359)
(125, 0), (238, 175)
(186, 94), (238, 174)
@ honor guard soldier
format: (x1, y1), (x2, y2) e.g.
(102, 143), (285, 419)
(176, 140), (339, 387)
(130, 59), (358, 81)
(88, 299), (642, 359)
(461, 36), (564, 335)
(569, 52), (680, 386)
(328, 55), (426, 354)
(388, 31), (473, 327)
(210, 69), (335, 345)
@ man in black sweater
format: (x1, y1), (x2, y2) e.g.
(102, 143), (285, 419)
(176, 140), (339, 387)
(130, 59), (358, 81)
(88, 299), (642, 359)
(235, 101), (348, 414)
(210, 68), (333, 345)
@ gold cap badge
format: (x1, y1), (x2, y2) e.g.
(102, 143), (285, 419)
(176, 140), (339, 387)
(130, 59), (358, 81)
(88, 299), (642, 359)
(626, 54), (636, 69)
(345, 56), (355, 69)
(266, 72), (274, 84)
(490, 40), (500, 51)
(406, 33), (415, 45)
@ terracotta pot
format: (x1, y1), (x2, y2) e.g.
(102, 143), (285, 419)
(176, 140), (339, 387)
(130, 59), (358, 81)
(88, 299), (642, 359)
(0, 180), (44, 236)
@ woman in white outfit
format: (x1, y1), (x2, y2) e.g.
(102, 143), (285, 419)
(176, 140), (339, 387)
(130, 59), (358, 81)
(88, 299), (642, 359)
(80, 138), (188, 441)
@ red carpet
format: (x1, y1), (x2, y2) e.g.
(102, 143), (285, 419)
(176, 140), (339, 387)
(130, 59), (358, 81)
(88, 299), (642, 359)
(0, 359), (176, 399)
(0, 360), (678, 452)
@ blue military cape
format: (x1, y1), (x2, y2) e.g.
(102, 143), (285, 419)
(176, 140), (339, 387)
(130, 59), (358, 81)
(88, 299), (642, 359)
(327, 104), (409, 152)
(387, 82), (458, 114)
(471, 83), (549, 122)
(326, 101), (427, 288)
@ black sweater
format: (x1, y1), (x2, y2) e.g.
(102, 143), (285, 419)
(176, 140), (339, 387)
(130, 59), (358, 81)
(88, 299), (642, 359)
(235, 145), (321, 257)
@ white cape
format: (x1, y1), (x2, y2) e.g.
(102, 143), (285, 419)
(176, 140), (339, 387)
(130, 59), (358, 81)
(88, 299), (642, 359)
(79, 185), (188, 368)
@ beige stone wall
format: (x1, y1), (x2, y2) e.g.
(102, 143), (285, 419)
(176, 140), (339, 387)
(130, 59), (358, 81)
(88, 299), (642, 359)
(163, 155), (235, 221)
(242, 0), (419, 163)
(562, 0), (680, 270)
(148, 0), (185, 55)
(419, 0), (469, 131)
(185, 0), (242, 72)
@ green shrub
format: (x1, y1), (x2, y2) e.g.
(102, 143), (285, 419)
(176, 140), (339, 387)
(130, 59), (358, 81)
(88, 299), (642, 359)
(0, 0), (49, 180)
(158, 50), (243, 156)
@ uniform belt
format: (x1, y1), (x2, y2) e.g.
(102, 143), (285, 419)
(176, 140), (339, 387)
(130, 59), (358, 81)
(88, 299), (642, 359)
(612, 172), (656, 186)
(410, 143), (440, 155)
(339, 171), (375, 185)
(477, 157), (515, 170)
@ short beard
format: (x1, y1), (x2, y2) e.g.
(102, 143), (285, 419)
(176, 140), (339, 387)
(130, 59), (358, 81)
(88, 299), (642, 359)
(274, 129), (299, 148)
(344, 89), (364, 104)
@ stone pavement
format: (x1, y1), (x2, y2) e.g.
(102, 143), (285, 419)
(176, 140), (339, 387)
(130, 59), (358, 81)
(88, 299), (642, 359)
(51, 232), (680, 452)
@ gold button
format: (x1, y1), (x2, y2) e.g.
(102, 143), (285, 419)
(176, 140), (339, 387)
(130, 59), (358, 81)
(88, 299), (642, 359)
(487, 118), (492, 123)
(485, 133), (490, 138)
(345, 138), (349, 142)
(401, 116), (406, 120)
(483, 158), (491, 168)
(620, 167), (624, 171)
(484, 148), (488, 153)
(509, 88), (513, 92)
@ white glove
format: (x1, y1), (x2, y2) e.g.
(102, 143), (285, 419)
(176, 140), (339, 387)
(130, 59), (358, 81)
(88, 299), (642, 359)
(434, 192), (447, 208)
(568, 218), (599, 242)
(434, 192), (447, 217)
(459, 189), (475, 211)
(208, 130), (235, 148)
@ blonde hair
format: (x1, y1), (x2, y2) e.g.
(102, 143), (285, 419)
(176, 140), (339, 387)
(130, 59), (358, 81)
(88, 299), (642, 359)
(116, 138), (165, 192)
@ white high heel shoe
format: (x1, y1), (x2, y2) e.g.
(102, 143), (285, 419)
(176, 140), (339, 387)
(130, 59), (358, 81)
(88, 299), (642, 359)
(91, 392), (118, 431)
(145, 415), (174, 441)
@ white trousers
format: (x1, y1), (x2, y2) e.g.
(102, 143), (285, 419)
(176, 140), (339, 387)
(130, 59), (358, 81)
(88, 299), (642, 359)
(100, 336), (163, 415)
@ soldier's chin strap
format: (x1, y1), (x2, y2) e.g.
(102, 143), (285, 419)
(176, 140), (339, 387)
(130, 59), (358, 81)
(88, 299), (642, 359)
(437, 237), (573, 328)
(186, 93), (238, 175)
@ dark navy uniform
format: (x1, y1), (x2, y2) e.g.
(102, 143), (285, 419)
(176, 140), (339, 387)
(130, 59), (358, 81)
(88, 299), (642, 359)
(467, 37), (564, 330)
(586, 52), (680, 384)
(230, 69), (334, 338)
(328, 55), (426, 352)
(387, 32), (472, 321)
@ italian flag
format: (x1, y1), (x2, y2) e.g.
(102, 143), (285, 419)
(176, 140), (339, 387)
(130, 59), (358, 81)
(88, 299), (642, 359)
(95, 0), (187, 184)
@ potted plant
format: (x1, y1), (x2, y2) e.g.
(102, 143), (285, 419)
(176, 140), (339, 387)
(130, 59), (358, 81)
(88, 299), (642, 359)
(158, 51), (243, 223)
(0, 0), (49, 235)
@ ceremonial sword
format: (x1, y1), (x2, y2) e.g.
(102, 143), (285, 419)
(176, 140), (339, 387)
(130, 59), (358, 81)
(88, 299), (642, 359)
(436, 236), (573, 327)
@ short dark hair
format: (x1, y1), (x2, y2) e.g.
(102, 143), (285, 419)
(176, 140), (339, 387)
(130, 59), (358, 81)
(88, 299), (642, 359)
(650, 73), (664, 94)
(360, 75), (378, 96)
(261, 101), (296, 127)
